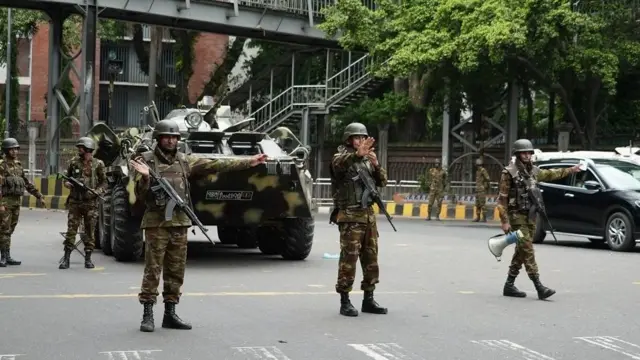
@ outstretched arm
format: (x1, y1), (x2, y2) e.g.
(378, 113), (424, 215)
(538, 165), (581, 182)
(496, 172), (511, 226)
(188, 154), (267, 179)
(21, 172), (43, 199)
(331, 152), (363, 179)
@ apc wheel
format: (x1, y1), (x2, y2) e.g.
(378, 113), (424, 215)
(605, 211), (636, 252)
(532, 216), (546, 244)
(217, 226), (258, 248)
(280, 218), (314, 260)
(111, 183), (143, 262)
(99, 188), (113, 255)
(257, 226), (284, 255)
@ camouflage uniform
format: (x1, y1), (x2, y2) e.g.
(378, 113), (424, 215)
(0, 138), (45, 267)
(136, 119), (255, 333)
(59, 137), (107, 270)
(426, 160), (446, 220)
(330, 122), (388, 317)
(473, 158), (491, 222)
(496, 139), (576, 300)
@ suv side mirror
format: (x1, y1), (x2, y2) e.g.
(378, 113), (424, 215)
(584, 180), (601, 191)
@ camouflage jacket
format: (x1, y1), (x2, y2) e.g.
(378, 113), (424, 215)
(65, 156), (107, 204)
(329, 145), (388, 223)
(134, 146), (254, 228)
(496, 163), (573, 224)
(429, 167), (446, 192)
(0, 157), (42, 206)
(475, 166), (490, 193)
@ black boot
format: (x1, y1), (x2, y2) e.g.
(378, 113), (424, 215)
(530, 274), (556, 300)
(162, 302), (192, 330)
(140, 302), (155, 332)
(503, 275), (526, 298)
(59, 248), (72, 270)
(481, 212), (487, 222)
(473, 207), (480, 222)
(5, 248), (20, 265)
(361, 291), (388, 314)
(84, 250), (95, 269)
(339, 292), (358, 317)
(0, 249), (6, 267)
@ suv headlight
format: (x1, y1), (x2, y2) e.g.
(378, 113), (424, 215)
(185, 112), (203, 129)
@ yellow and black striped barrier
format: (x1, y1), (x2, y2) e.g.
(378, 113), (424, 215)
(324, 202), (499, 221)
(19, 176), (69, 210)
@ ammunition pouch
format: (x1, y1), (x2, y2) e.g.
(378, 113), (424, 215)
(2, 175), (25, 196)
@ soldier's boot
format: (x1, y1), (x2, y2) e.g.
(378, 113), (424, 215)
(5, 248), (21, 266)
(530, 274), (556, 300)
(503, 275), (527, 298)
(425, 208), (432, 221)
(481, 212), (487, 222)
(339, 292), (359, 317)
(473, 207), (480, 222)
(84, 251), (95, 269)
(58, 248), (72, 270)
(162, 302), (192, 330)
(361, 291), (388, 314)
(139, 302), (155, 332)
(0, 249), (7, 267)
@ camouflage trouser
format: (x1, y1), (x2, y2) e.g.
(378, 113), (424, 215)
(475, 192), (487, 215)
(335, 221), (380, 293)
(138, 226), (189, 304)
(428, 190), (443, 216)
(508, 213), (538, 277)
(0, 204), (20, 250)
(64, 201), (98, 252)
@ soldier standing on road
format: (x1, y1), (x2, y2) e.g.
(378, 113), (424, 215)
(0, 138), (45, 267)
(129, 119), (267, 333)
(426, 158), (447, 221)
(473, 158), (491, 222)
(497, 139), (583, 300)
(59, 137), (107, 270)
(329, 122), (388, 317)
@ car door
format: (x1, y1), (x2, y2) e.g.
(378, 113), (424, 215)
(537, 164), (576, 232)
(565, 168), (609, 236)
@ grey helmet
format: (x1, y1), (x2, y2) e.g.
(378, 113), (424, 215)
(154, 119), (181, 140)
(512, 139), (534, 154)
(75, 137), (95, 151)
(1, 137), (19, 150)
(342, 122), (369, 143)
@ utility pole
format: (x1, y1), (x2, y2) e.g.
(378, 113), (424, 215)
(4, 8), (12, 139)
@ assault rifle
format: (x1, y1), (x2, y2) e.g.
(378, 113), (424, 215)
(353, 163), (397, 232)
(57, 173), (105, 201)
(142, 161), (216, 246)
(523, 177), (558, 244)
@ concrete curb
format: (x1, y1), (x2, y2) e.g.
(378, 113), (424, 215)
(315, 203), (499, 221)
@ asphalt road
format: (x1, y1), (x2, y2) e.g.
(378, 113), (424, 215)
(1, 209), (640, 360)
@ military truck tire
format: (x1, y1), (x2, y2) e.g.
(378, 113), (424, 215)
(280, 218), (314, 260)
(217, 226), (258, 248)
(257, 226), (284, 255)
(99, 188), (113, 255)
(111, 184), (144, 262)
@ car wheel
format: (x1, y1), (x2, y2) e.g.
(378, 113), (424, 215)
(605, 211), (636, 252)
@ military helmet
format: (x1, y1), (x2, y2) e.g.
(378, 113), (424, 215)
(475, 158), (483, 166)
(1, 138), (19, 150)
(512, 139), (534, 154)
(75, 137), (95, 150)
(154, 119), (181, 139)
(342, 122), (369, 142)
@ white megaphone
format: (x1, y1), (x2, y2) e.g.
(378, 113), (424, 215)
(487, 230), (524, 262)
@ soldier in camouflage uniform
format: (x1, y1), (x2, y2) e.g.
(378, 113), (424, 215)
(426, 158), (447, 221)
(329, 122), (388, 317)
(497, 139), (582, 300)
(59, 137), (107, 270)
(0, 138), (45, 267)
(129, 119), (267, 333)
(473, 158), (491, 222)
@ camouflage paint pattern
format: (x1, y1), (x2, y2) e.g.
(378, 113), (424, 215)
(428, 167), (446, 214)
(335, 215), (380, 293)
(475, 166), (490, 214)
(138, 226), (189, 304)
(63, 202), (99, 251)
(0, 157), (43, 250)
(65, 156), (108, 202)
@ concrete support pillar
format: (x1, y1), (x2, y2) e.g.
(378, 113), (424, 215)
(300, 108), (310, 146)
(315, 115), (325, 178)
(45, 13), (64, 176)
(79, 4), (97, 135)
(504, 81), (519, 163)
(377, 124), (389, 172)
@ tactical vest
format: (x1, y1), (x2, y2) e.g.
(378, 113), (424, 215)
(1, 160), (26, 197)
(68, 158), (99, 201)
(505, 163), (540, 213)
(140, 149), (192, 217)
(330, 155), (374, 209)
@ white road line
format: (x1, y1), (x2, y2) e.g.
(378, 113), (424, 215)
(232, 346), (292, 360)
(0, 355), (25, 360)
(576, 336), (640, 359)
(347, 343), (422, 360)
(471, 340), (556, 360)
(98, 350), (162, 360)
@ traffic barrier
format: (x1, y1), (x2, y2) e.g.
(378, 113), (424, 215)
(18, 176), (69, 210)
(318, 202), (499, 221)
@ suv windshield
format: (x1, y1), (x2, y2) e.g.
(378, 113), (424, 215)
(593, 160), (640, 190)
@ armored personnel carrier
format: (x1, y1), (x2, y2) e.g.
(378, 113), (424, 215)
(89, 101), (316, 262)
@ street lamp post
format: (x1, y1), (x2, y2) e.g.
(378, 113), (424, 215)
(106, 50), (123, 127)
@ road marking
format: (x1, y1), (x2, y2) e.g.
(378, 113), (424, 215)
(0, 273), (46, 280)
(348, 343), (423, 360)
(0, 355), (25, 360)
(90, 266), (105, 271)
(576, 336), (640, 359)
(0, 290), (419, 300)
(471, 340), (556, 360)
(99, 350), (162, 360)
(457, 291), (475, 294)
(232, 346), (291, 359)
